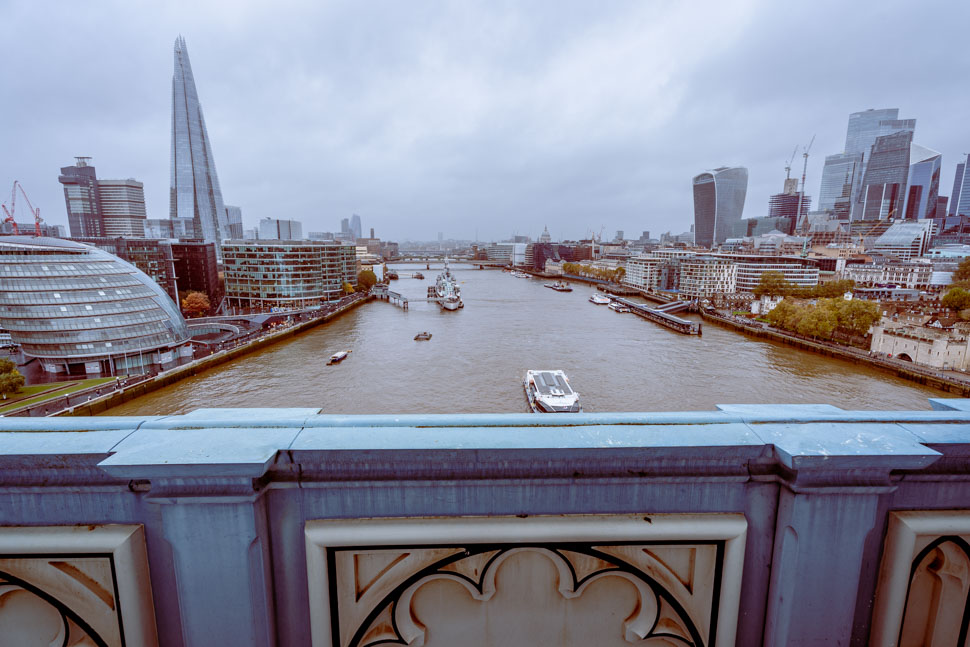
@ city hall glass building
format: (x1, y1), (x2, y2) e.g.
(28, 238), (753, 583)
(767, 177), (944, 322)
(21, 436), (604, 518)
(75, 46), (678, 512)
(221, 240), (357, 311)
(692, 167), (748, 248)
(0, 237), (189, 375)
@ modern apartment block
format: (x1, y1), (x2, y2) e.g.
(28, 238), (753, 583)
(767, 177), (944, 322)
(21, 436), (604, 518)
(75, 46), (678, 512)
(711, 253), (820, 292)
(170, 36), (230, 258)
(679, 256), (737, 298)
(692, 167), (748, 248)
(97, 179), (148, 237)
(221, 240), (356, 311)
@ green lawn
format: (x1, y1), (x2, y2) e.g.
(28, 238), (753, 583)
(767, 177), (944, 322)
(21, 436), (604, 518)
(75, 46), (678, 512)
(0, 377), (120, 414)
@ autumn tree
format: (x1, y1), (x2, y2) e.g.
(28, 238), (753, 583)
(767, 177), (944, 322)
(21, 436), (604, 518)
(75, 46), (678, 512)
(181, 291), (210, 318)
(357, 269), (377, 292)
(0, 358), (25, 398)
(943, 287), (970, 312)
(753, 271), (792, 297)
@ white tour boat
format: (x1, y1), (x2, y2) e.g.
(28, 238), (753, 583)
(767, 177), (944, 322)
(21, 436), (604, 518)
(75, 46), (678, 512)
(524, 370), (583, 413)
(589, 293), (611, 305)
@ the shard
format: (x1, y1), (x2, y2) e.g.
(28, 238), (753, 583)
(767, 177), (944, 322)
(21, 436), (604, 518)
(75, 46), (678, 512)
(170, 36), (229, 258)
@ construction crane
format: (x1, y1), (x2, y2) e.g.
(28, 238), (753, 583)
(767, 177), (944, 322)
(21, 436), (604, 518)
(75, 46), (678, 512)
(0, 181), (43, 236)
(795, 135), (815, 233)
(784, 146), (798, 180)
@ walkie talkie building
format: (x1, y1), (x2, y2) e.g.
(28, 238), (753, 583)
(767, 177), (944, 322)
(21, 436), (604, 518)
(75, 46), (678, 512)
(692, 167), (748, 248)
(170, 36), (230, 259)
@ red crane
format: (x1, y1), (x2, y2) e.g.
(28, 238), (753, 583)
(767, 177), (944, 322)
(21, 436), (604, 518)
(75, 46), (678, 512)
(0, 181), (44, 236)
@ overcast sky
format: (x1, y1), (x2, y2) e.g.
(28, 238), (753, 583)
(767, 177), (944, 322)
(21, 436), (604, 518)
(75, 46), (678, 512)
(3, 0), (969, 242)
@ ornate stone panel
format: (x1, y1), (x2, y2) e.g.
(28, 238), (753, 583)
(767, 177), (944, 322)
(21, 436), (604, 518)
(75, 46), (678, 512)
(306, 514), (747, 647)
(0, 525), (157, 647)
(872, 511), (970, 647)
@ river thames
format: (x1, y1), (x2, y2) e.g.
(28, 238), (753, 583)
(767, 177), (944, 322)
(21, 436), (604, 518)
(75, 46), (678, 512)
(106, 263), (944, 415)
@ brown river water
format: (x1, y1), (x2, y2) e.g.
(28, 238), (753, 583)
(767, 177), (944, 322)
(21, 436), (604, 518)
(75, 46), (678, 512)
(105, 263), (944, 415)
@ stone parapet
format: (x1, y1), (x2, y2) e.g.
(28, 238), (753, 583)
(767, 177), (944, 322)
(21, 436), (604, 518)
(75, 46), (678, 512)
(0, 403), (969, 645)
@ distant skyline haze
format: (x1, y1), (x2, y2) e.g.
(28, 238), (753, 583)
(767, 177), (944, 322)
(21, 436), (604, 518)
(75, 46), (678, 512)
(3, 0), (970, 241)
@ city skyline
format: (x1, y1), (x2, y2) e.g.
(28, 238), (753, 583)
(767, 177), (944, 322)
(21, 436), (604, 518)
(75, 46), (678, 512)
(3, 1), (970, 241)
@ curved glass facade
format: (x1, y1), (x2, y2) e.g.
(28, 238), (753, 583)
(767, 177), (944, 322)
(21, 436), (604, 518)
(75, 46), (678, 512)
(0, 237), (189, 370)
(692, 167), (748, 248)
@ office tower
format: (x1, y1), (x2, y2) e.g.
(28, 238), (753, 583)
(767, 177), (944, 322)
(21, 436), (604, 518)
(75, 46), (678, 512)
(857, 130), (914, 220)
(817, 153), (862, 219)
(258, 218), (303, 240)
(692, 167), (748, 248)
(59, 158), (148, 238)
(950, 155), (970, 217)
(58, 157), (103, 237)
(97, 179), (147, 237)
(225, 206), (243, 239)
(350, 214), (362, 240)
(839, 109), (915, 220)
(768, 175), (811, 230)
(170, 36), (229, 258)
(903, 144), (942, 220)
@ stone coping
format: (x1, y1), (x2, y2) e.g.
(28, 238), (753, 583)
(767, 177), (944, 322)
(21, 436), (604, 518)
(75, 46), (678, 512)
(0, 401), (966, 482)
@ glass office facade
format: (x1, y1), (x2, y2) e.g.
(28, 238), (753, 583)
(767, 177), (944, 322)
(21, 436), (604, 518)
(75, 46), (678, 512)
(858, 131), (914, 220)
(692, 167), (748, 248)
(817, 152), (862, 219)
(170, 36), (229, 259)
(0, 237), (189, 374)
(904, 144), (941, 220)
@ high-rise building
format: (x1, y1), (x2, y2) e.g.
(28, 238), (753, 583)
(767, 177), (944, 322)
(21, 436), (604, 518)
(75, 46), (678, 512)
(144, 217), (196, 239)
(857, 130), (914, 220)
(950, 155), (970, 218)
(225, 206), (243, 239)
(170, 36), (230, 258)
(258, 218), (303, 240)
(839, 109), (915, 220)
(58, 157), (103, 237)
(767, 177), (811, 226)
(97, 179), (147, 237)
(350, 214), (362, 240)
(903, 144), (942, 220)
(692, 167), (748, 248)
(59, 158), (148, 238)
(817, 153), (862, 219)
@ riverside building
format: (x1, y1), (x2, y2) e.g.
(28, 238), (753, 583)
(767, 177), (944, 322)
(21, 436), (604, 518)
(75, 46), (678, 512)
(710, 253), (820, 292)
(679, 256), (737, 298)
(0, 237), (190, 375)
(221, 240), (356, 311)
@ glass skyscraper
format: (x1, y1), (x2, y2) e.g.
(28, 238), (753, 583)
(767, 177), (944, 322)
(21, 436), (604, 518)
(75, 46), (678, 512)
(170, 36), (229, 259)
(950, 155), (970, 217)
(837, 109), (915, 220)
(857, 130), (914, 220)
(817, 152), (862, 219)
(903, 144), (942, 220)
(692, 167), (748, 248)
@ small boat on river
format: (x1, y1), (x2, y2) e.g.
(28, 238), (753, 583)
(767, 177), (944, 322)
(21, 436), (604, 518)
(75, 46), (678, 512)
(544, 281), (573, 292)
(328, 350), (351, 365)
(414, 332), (432, 341)
(608, 302), (631, 313)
